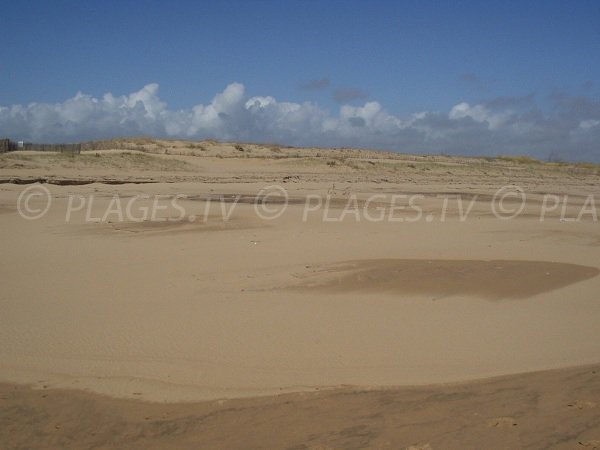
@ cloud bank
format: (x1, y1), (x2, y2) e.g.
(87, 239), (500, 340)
(1, 83), (599, 162)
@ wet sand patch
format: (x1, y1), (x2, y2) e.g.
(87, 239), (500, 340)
(292, 259), (599, 300)
(70, 216), (264, 236)
(110, 218), (259, 234)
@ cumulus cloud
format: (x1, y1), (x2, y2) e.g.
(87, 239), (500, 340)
(1, 82), (599, 162)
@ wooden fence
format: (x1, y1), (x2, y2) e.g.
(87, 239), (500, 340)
(0, 139), (10, 153)
(0, 139), (81, 154)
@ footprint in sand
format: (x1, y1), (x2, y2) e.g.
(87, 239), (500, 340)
(405, 444), (433, 450)
(488, 417), (518, 428)
(568, 400), (597, 410)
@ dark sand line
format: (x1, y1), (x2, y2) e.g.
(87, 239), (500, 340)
(0, 177), (162, 185)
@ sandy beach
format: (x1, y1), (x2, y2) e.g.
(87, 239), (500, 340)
(1, 139), (599, 448)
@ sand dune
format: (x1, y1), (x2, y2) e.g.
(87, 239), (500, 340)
(2, 364), (600, 449)
(1, 141), (599, 448)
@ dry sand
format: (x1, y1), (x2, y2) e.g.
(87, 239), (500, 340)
(1, 139), (599, 448)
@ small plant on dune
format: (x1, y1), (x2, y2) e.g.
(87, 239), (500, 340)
(496, 155), (541, 164)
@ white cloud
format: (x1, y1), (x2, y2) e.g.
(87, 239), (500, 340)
(1, 83), (599, 162)
(579, 119), (600, 130)
(449, 102), (511, 130)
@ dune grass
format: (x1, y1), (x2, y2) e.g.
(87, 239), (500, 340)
(0, 151), (196, 172)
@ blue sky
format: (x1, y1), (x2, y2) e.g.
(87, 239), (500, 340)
(1, 0), (599, 161)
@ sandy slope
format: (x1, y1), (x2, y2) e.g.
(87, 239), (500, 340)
(2, 364), (600, 449)
(0, 141), (599, 447)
